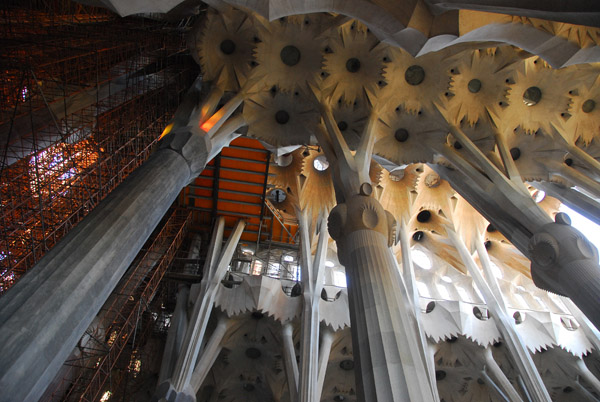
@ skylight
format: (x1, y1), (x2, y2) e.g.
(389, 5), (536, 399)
(559, 204), (600, 259)
(412, 249), (432, 269)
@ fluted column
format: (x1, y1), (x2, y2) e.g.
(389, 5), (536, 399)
(328, 187), (435, 402)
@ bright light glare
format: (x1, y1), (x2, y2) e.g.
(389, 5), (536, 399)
(325, 260), (335, 267)
(100, 391), (112, 402)
(313, 155), (329, 171)
(490, 261), (503, 279)
(333, 271), (347, 287)
(441, 275), (452, 283)
(559, 204), (600, 256)
(283, 255), (294, 262)
(412, 249), (432, 270)
(437, 284), (450, 299)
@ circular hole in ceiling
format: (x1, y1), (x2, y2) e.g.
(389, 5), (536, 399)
(346, 58), (361, 73)
(523, 86), (542, 106)
(280, 45), (301, 66)
(405, 65), (425, 85)
(582, 99), (596, 113)
(219, 39), (236, 55)
(417, 210), (432, 223)
(467, 79), (482, 93)
(513, 311), (525, 324)
(313, 155), (329, 171)
(394, 128), (409, 142)
(339, 359), (354, 371)
(473, 306), (490, 321)
(245, 347), (262, 359)
(275, 110), (290, 125)
(533, 190), (546, 203)
(268, 188), (287, 203)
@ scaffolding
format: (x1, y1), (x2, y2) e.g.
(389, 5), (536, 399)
(0, 0), (198, 294)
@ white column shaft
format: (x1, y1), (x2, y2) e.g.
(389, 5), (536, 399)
(190, 316), (230, 392)
(316, 327), (335, 402)
(282, 322), (299, 402)
(171, 219), (245, 392)
(448, 229), (551, 402)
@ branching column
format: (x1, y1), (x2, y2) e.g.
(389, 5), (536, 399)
(314, 99), (435, 401)
(297, 211), (329, 402)
(448, 228), (551, 401)
(432, 124), (600, 330)
(155, 218), (246, 401)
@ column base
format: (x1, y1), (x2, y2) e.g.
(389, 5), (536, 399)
(153, 381), (196, 402)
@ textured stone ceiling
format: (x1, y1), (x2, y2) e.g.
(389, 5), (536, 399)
(185, 5), (600, 402)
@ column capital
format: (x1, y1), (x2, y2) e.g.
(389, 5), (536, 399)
(328, 191), (396, 251)
(529, 213), (599, 296)
(159, 125), (211, 181)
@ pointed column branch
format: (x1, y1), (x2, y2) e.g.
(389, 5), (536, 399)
(494, 130), (530, 191)
(574, 379), (599, 402)
(448, 126), (548, 225)
(546, 159), (600, 201)
(297, 211), (329, 402)
(158, 286), (191, 385)
(316, 326), (335, 402)
(282, 322), (299, 402)
(190, 314), (232, 393)
(483, 347), (524, 402)
(398, 219), (440, 400)
(168, 218), (245, 396)
(546, 127), (600, 181)
(475, 240), (507, 312)
(575, 358), (600, 396)
(447, 228), (551, 401)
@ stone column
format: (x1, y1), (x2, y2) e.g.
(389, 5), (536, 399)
(156, 218), (245, 401)
(398, 219), (441, 400)
(282, 321), (299, 402)
(432, 124), (600, 332)
(159, 286), (191, 385)
(0, 123), (209, 402)
(312, 99), (434, 401)
(190, 314), (232, 393)
(316, 326), (335, 402)
(0, 70), (255, 401)
(297, 212), (328, 402)
(328, 186), (435, 402)
(483, 347), (524, 402)
(448, 228), (551, 402)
